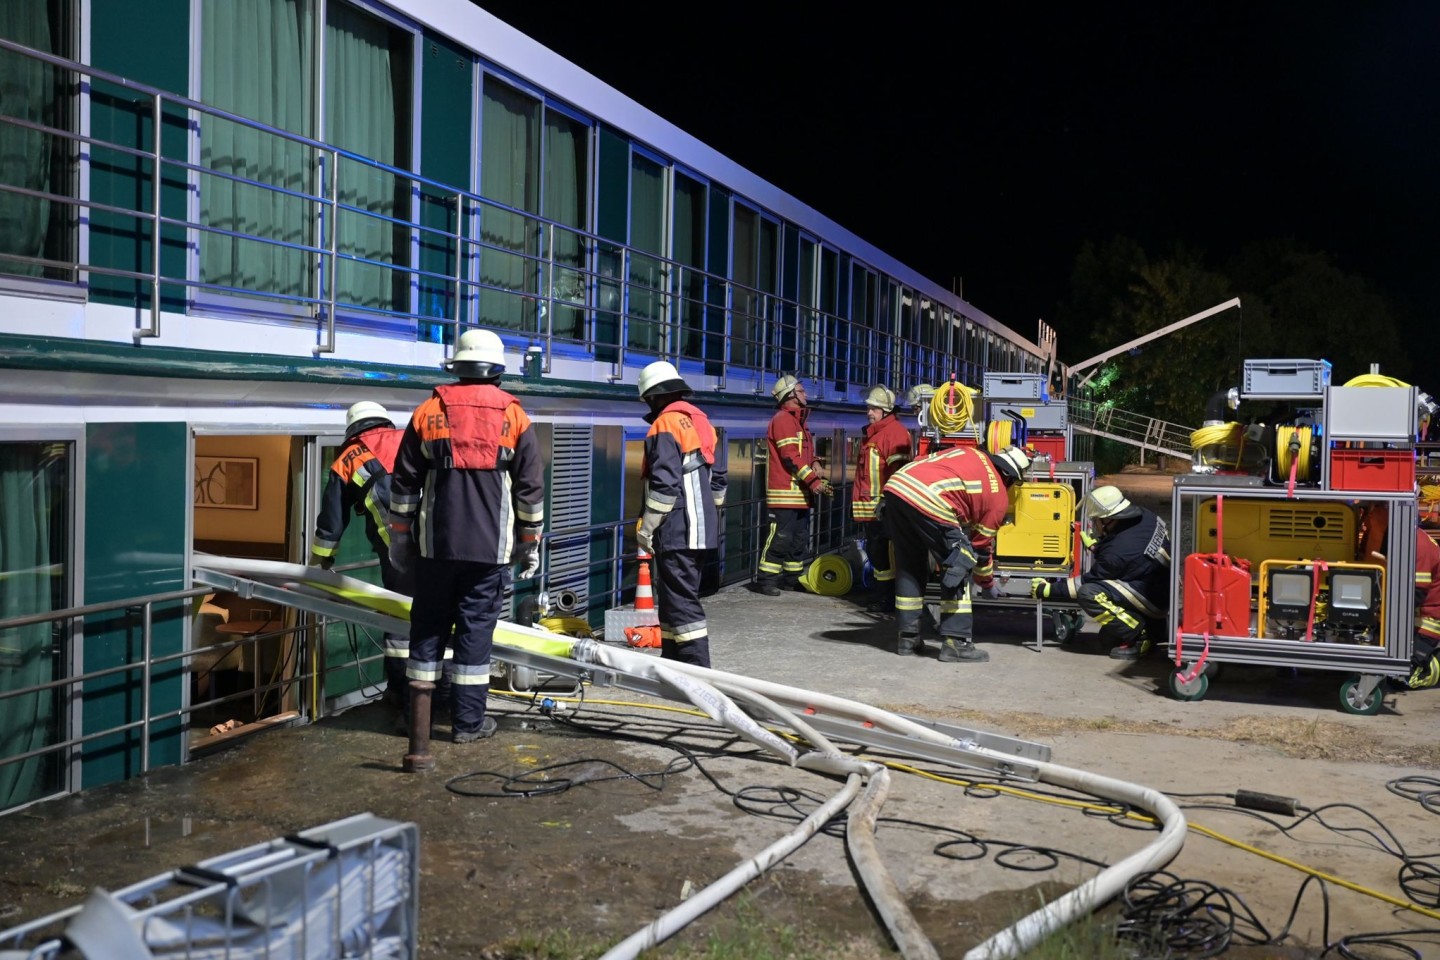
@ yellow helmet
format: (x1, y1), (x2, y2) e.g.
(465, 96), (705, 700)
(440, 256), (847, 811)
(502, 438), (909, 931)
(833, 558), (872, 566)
(864, 385), (896, 412)
(1083, 484), (1134, 520)
(772, 374), (801, 402)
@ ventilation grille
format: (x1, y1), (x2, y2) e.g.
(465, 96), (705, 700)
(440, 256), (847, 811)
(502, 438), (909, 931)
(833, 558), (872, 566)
(548, 426), (593, 611)
(1265, 505), (1349, 542)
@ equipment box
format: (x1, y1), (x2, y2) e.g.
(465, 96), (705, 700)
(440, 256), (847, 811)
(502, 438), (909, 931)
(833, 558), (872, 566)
(1027, 434), (1068, 462)
(1242, 359), (1331, 398)
(1328, 448), (1416, 492)
(1182, 553), (1252, 637)
(983, 372), (1048, 402)
(1326, 385), (1418, 440)
(990, 401), (1067, 431)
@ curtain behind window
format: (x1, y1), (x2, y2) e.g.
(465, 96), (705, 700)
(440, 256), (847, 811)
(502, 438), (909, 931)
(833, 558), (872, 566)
(326, 1), (407, 314)
(0, 443), (66, 811)
(543, 111), (586, 341)
(200, 0), (315, 304)
(480, 79), (539, 334)
(0, 1), (58, 278)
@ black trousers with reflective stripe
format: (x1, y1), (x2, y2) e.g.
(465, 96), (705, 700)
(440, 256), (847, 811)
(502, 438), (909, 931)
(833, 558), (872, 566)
(655, 548), (709, 668)
(758, 508), (810, 589)
(407, 558), (506, 735)
(887, 498), (972, 639)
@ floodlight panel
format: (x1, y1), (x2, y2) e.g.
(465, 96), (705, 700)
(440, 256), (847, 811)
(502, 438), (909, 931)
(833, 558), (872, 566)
(1329, 574), (1374, 610)
(1270, 571), (1312, 608)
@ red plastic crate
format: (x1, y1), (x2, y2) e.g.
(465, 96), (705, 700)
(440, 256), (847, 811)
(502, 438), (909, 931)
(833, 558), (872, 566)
(1027, 434), (1067, 462)
(1329, 448), (1415, 492)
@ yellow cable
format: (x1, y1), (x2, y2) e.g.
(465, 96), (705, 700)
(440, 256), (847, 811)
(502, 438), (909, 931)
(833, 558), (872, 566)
(1190, 422), (1245, 469)
(986, 420), (1013, 451)
(1344, 373), (1409, 388)
(930, 380), (980, 435)
(1275, 425), (1314, 480)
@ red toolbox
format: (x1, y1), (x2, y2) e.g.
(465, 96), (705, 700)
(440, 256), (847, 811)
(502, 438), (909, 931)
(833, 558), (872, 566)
(1329, 448), (1416, 492)
(1182, 553), (1252, 636)
(1027, 434), (1067, 462)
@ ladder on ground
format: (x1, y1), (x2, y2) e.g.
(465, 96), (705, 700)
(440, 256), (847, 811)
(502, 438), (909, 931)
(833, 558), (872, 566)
(1068, 399), (1194, 463)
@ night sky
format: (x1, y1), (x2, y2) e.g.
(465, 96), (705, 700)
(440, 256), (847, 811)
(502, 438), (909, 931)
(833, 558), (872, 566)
(475, 2), (1440, 357)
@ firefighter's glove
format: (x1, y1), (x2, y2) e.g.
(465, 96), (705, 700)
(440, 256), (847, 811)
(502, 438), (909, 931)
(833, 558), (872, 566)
(312, 555), (335, 571)
(636, 510), (663, 557)
(388, 527), (418, 578)
(816, 478), (835, 498)
(1030, 578), (1052, 600)
(514, 539), (541, 580)
(872, 496), (887, 525)
(941, 544), (977, 590)
(978, 581), (1005, 601)
(1080, 529), (1097, 549)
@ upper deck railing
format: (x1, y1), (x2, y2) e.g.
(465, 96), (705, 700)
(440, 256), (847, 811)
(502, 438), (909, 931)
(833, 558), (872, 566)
(0, 38), (1045, 399)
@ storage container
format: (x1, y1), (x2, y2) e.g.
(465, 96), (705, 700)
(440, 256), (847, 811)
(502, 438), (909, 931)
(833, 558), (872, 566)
(1242, 359), (1331, 398)
(982, 372), (1048, 401)
(1328, 448), (1416, 492)
(1182, 553), (1252, 637)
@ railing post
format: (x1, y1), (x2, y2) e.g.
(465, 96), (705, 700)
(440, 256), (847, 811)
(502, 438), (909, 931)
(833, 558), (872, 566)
(139, 601), (153, 773)
(315, 148), (339, 355)
(135, 92), (164, 340)
(543, 220), (554, 371)
(452, 192), (465, 349)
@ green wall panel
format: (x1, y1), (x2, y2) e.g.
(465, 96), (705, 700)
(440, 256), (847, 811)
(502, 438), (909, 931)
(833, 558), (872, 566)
(417, 31), (474, 343)
(588, 425), (622, 620)
(83, 422), (187, 787)
(88, 0), (191, 310)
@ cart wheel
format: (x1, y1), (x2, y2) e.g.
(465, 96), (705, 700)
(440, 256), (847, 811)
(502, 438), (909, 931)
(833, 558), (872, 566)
(1168, 667), (1208, 701)
(1204, 660), (1223, 681)
(1052, 611), (1084, 643)
(1339, 675), (1384, 716)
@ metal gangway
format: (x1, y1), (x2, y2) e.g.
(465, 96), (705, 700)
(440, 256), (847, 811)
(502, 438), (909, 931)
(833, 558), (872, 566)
(1068, 399), (1194, 463)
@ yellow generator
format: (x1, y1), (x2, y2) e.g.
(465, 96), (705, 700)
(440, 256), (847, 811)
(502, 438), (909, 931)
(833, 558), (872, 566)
(996, 480), (1076, 570)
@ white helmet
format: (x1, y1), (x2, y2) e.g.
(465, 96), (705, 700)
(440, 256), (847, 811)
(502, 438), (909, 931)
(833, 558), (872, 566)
(637, 360), (691, 399)
(445, 329), (506, 377)
(344, 400), (392, 438)
(1083, 484), (1135, 520)
(772, 374), (801, 403)
(905, 383), (935, 410)
(864, 385), (896, 412)
(989, 445), (1032, 483)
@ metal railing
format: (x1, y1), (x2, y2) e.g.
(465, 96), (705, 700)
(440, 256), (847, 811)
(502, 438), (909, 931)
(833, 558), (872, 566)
(1070, 399), (1194, 462)
(0, 37), (1045, 392)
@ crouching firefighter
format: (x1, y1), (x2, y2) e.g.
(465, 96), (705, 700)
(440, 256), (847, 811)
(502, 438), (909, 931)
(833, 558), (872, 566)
(635, 361), (728, 668)
(1031, 484), (1170, 660)
(881, 445), (1031, 663)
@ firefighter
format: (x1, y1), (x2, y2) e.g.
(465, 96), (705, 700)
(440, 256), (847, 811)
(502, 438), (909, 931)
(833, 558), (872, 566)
(756, 375), (832, 595)
(1030, 484), (1170, 660)
(389, 329), (544, 744)
(635, 361), (728, 667)
(882, 444), (1031, 662)
(852, 385), (913, 613)
(1409, 526), (1440, 689)
(311, 400), (412, 721)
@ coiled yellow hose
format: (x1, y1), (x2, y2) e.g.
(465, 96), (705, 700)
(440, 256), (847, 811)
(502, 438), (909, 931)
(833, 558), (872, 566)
(986, 420), (1014, 451)
(1190, 422), (1245, 469)
(1344, 373), (1409, 388)
(538, 616), (594, 638)
(930, 380), (980, 435)
(800, 553), (854, 596)
(1274, 425), (1314, 480)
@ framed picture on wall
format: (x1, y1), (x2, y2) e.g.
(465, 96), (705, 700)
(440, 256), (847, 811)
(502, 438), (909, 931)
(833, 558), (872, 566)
(194, 456), (259, 510)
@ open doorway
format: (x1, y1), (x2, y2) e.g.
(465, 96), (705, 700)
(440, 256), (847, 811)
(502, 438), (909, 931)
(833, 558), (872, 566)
(190, 434), (307, 751)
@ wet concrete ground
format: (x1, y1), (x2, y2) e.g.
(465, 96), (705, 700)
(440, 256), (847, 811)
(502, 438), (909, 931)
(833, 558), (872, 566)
(1, 469), (1438, 958)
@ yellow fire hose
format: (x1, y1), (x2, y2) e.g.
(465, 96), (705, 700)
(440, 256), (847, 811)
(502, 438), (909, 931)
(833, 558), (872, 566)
(801, 553), (854, 596)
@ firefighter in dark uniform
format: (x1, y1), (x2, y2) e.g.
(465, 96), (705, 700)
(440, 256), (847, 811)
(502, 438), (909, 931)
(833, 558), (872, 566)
(882, 445), (1031, 662)
(852, 385), (912, 613)
(1031, 485), (1171, 660)
(311, 400), (411, 716)
(635, 361), (728, 668)
(756, 375), (831, 595)
(389, 329), (544, 743)
(1409, 526), (1440, 689)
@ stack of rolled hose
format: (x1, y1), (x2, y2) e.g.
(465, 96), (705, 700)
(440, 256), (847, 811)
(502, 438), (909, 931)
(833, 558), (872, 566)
(929, 380), (981, 437)
(800, 553), (854, 596)
(1189, 422), (1245, 470)
(538, 616), (594, 638)
(1344, 373), (1409, 388)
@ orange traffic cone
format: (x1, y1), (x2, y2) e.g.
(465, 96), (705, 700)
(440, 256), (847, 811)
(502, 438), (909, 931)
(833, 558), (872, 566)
(635, 553), (655, 613)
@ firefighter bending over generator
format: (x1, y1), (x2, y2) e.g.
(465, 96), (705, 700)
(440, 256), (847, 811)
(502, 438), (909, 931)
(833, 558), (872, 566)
(882, 444), (1032, 663)
(1031, 484), (1171, 660)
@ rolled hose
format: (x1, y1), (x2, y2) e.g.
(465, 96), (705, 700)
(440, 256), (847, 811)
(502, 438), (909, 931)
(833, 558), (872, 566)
(930, 380), (980, 434)
(801, 553), (854, 596)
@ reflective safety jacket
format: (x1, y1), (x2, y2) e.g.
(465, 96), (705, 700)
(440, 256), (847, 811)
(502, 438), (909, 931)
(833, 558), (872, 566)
(390, 383), (544, 563)
(1053, 506), (1171, 608)
(643, 400), (728, 553)
(1416, 528), (1440, 642)
(312, 426), (405, 563)
(883, 446), (1008, 586)
(766, 404), (822, 509)
(852, 413), (912, 522)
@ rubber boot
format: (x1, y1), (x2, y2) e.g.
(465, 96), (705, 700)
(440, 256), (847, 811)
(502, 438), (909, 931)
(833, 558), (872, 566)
(896, 631), (922, 656)
(938, 637), (989, 663)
